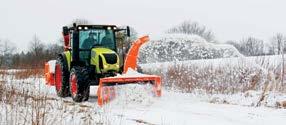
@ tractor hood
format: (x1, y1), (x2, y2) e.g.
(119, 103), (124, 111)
(90, 47), (120, 73)
(91, 48), (116, 55)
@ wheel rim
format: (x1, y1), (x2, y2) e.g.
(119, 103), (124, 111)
(70, 74), (78, 97)
(55, 64), (62, 92)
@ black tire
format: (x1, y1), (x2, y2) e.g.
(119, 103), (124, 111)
(55, 56), (70, 97)
(83, 86), (90, 101)
(69, 66), (90, 102)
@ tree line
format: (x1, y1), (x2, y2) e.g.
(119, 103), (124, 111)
(226, 33), (286, 56)
(167, 20), (286, 56)
(0, 35), (63, 69)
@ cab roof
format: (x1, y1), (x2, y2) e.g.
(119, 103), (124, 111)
(76, 25), (117, 29)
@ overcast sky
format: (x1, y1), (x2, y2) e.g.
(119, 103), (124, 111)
(1, 0), (286, 52)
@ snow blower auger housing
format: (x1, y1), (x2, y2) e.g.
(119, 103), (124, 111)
(44, 23), (161, 106)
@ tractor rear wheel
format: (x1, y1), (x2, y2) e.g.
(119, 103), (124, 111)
(69, 66), (90, 102)
(55, 56), (70, 97)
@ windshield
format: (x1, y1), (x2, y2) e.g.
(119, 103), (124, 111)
(79, 29), (115, 50)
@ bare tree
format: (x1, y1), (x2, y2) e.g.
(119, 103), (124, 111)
(0, 39), (16, 68)
(115, 26), (138, 66)
(58, 18), (92, 45)
(167, 20), (215, 41)
(29, 35), (44, 58)
(235, 37), (265, 56)
(44, 43), (63, 60)
(270, 33), (286, 55)
(70, 18), (91, 26)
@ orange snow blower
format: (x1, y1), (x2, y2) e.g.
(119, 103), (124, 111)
(44, 24), (161, 106)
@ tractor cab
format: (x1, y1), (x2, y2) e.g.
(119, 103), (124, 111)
(75, 25), (118, 67)
(62, 24), (130, 76)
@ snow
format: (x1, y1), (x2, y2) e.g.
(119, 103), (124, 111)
(139, 34), (242, 63)
(115, 68), (146, 77)
(110, 90), (286, 125)
(48, 60), (56, 73)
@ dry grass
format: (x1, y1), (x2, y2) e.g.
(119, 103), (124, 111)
(163, 64), (267, 94)
(144, 59), (286, 94)
(0, 69), (112, 125)
(0, 70), (8, 79)
(13, 69), (44, 79)
(276, 100), (286, 108)
(0, 79), (48, 125)
(0, 80), (4, 101)
(0, 70), (8, 75)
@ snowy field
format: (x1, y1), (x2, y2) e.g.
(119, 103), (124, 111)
(1, 63), (286, 125)
(1, 79), (286, 125)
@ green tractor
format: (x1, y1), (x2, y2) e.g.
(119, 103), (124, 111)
(45, 23), (162, 105)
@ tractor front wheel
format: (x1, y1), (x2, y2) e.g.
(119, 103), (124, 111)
(69, 66), (90, 102)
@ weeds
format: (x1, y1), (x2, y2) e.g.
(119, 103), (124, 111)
(164, 64), (264, 94)
(0, 70), (8, 79)
(0, 69), (109, 125)
(143, 57), (286, 94)
(13, 69), (44, 79)
(141, 56), (286, 108)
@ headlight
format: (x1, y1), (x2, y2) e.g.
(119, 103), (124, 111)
(103, 65), (108, 69)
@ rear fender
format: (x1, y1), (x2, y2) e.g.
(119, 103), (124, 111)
(45, 52), (70, 85)
(59, 51), (71, 70)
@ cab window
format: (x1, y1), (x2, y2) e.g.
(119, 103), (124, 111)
(78, 29), (116, 62)
(79, 29), (115, 50)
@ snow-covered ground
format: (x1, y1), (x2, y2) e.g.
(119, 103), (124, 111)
(107, 91), (286, 125)
(1, 71), (286, 125)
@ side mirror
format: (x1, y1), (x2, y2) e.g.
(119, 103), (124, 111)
(126, 26), (130, 37)
(63, 26), (69, 36)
